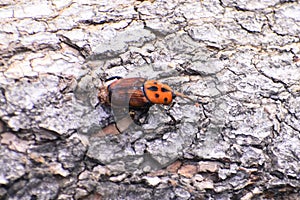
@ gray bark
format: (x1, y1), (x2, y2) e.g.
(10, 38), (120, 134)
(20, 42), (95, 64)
(0, 0), (299, 199)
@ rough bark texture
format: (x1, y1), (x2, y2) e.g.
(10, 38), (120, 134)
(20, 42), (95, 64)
(1, 0), (300, 199)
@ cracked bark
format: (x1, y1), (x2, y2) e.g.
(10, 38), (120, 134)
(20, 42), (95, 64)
(0, 0), (300, 200)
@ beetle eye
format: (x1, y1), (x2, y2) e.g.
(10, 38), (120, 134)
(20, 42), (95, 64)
(172, 92), (176, 99)
(147, 86), (158, 91)
(161, 87), (170, 92)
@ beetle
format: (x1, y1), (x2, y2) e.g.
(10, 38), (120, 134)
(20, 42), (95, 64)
(98, 76), (196, 111)
(96, 76), (199, 135)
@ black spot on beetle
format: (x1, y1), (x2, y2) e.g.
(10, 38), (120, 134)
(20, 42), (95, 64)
(155, 93), (159, 98)
(161, 87), (170, 92)
(164, 97), (168, 102)
(147, 86), (158, 91)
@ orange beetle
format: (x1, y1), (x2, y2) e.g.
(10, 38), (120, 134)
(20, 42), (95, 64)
(96, 76), (199, 135)
(98, 76), (195, 111)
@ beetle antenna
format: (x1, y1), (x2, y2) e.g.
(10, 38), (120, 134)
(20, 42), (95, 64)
(174, 91), (199, 106)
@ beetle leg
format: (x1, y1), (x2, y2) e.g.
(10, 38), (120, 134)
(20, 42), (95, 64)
(165, 102), (180, 125)
(92, 114), (135, 137)
(105, 76), (123, 82)
(130, 108), (150, 125)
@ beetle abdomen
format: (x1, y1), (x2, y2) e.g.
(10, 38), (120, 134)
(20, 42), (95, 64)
(108, 77), (151, 108)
